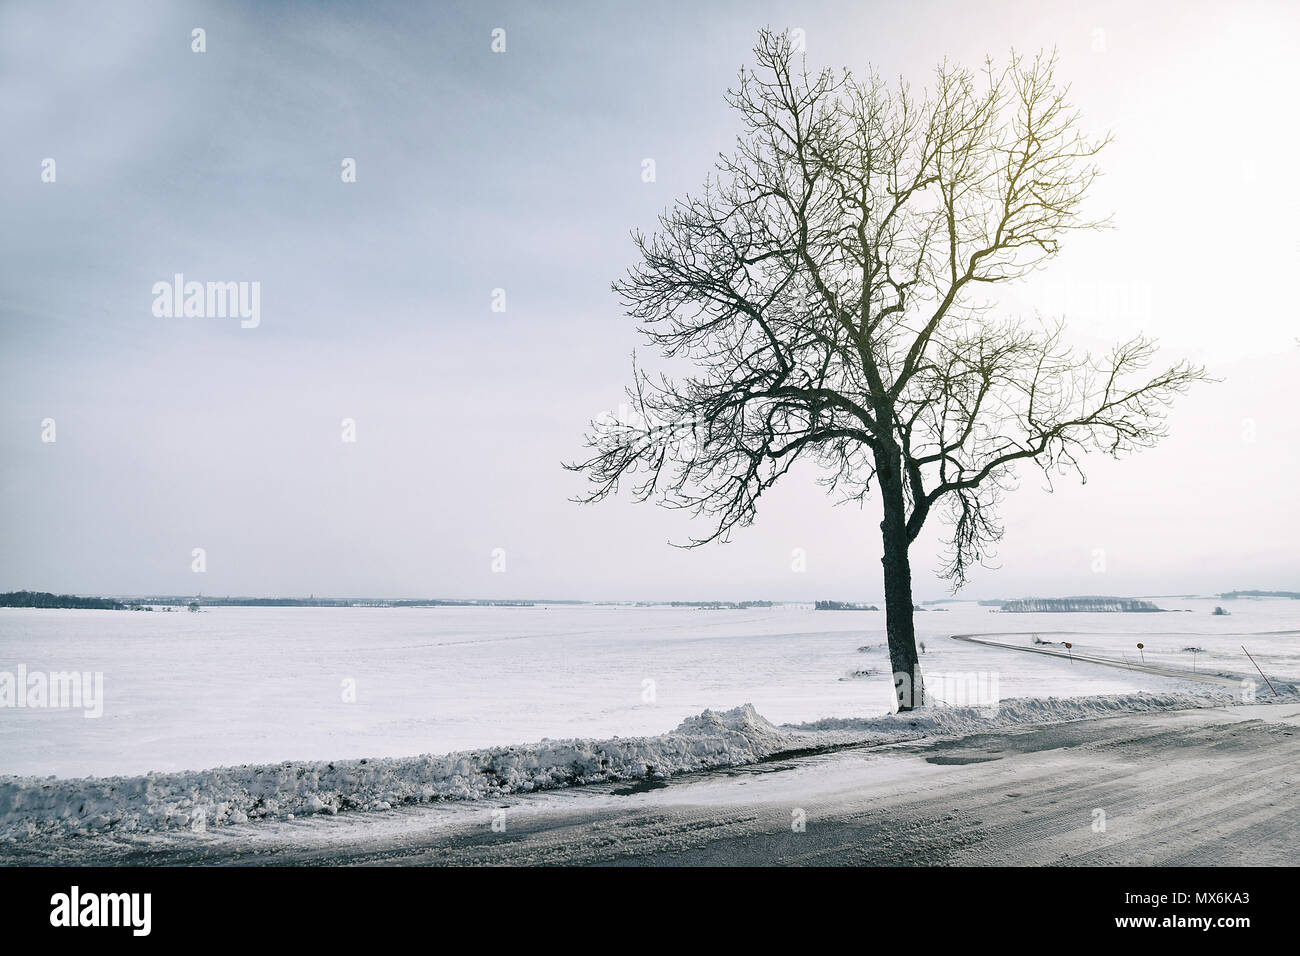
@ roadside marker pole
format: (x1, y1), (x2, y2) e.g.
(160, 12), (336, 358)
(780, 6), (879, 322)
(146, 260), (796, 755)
(1242, 645), (1279, 697)
(1064, 641), (1073, 663)
(1136, 642), (1145, 664)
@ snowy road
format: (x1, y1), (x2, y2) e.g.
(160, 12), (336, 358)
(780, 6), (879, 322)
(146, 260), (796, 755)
(949, 633), (1253, 688)
(13, 701), (1299, 866)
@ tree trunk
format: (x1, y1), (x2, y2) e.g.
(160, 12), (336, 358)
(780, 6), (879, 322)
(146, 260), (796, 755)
(877, 449), (923, 710)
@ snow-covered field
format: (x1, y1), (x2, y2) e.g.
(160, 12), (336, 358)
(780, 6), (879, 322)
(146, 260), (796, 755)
(1, 599), (1296, 781)
(0, 598), (1296, 841)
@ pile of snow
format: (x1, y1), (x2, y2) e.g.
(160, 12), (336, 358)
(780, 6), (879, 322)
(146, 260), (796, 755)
(1, 690), (1286, 841)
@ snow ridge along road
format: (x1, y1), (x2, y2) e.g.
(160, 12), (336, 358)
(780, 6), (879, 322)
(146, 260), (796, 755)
(7, 701), (1298, 866)
(1, 692), (1248, 842)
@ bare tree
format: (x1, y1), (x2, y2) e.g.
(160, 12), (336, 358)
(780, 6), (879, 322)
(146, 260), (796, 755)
(567, 31), (1208, 710)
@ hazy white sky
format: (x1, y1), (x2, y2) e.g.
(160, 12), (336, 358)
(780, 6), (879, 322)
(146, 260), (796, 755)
(1, 0), (1296, 601)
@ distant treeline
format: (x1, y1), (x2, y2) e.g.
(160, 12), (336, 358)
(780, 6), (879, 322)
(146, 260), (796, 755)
(194, 597), (355, 607)
(815, 600), (880, 611)
(0, 590), (124, 610)
(637, 600), (775, 609)
(1000, 597), (1164, 613)
(142, 597), (539, 608)
(0, 592), (555, 609)
(1219, 590), (1300, 600)
(192, 598), (539, 607)
(386, 599), (535, 607)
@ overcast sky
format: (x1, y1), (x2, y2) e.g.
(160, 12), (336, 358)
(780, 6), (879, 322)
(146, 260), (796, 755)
(1, 0), (1296, 601)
